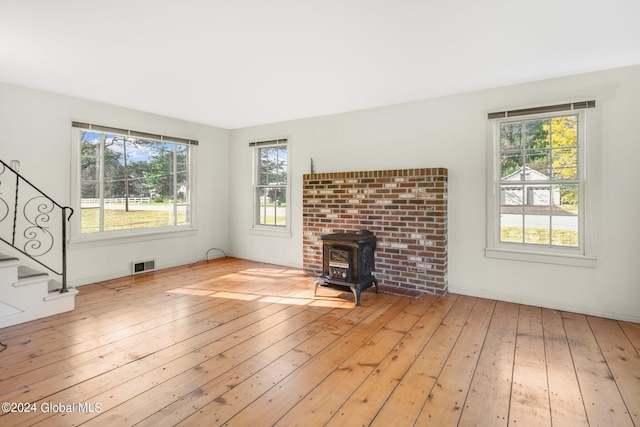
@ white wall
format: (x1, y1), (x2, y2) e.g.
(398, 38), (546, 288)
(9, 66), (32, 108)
(228, 65), (640, 322)
(0, 83), (229, 286)
(2, 65), (637, 322)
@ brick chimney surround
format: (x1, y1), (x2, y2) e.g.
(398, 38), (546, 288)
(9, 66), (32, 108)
(303, 168), (448, 298)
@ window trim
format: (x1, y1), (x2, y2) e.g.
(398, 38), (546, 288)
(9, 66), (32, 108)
(250, 137), (291, 236)
(69, 124), (196, 244)
(485, 104), (597, 268)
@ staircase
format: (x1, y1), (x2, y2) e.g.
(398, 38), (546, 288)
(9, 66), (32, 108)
(0, 159), (77, 329)
(0, 252), (78, 328)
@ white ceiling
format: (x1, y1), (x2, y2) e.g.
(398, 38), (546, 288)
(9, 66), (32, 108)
(1, 0), (639, 129)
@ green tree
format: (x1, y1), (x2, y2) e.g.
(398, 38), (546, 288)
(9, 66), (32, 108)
(500, 117), (575, 180)
(547, 116), (578, 204)
(126, 160), (150, 197)
(145, 143), (188, 202)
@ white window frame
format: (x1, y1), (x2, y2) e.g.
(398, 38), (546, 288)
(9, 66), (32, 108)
(250, 137), (291, 237)
(485, 104), (597, 267)
(69, 123), (197, 245)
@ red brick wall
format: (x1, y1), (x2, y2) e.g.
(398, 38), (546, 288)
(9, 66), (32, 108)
(303, 168), (448, 296)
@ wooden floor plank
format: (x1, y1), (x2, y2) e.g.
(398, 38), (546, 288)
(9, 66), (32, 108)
(2, 299), (290, 426)
(29, 272), (317, 426)
(275, 297), (437, 426)
(588, 316), (640, 425)
(323, 295), (452, 427)
(135, 301), (354, 426)
(370, 295), (476, 426)
(458, 301), (518, 427)
(0, 258), (638, 427)
(0, 295), (247, 402)
(0, 258), (252, 353)
(414, 298), (495, 426)
(542, 309), (589, 426)
(78, 305), (315, 426)
(508, 305), (551, 425)
(206, 297), (412, 426)
(619, 321), (640, 356)
(0, 293), (214, 374)
(562, 311), (635, 426)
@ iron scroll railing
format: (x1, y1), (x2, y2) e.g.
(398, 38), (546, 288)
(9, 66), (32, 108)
(0, 159), (73, 292)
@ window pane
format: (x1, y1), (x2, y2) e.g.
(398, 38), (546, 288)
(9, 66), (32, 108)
(552, 184), (579, 247)
(277, 147), (287, 184)
(104, 135), (126, 199)
(78, 128), (191, 233)
(551, 148), (578, 180)
(146, 141), (174, 202)
(176, 144), (189, 226)
(523, 186), (551, 245)
(524, 150), (550, 178)
(80, 183), (100, 233)
(80, 131), (101, 156)
(500, 184), (524, 206)
(500, 209), (523, 243)
(176, 202), (189, 226)
(525, 185), (553, 207)
(256, 186), (286, 226)
(259, 147), (272, 185)
(274, 187), (286, 226)
(500, 153), (523, 180)
(524, 209), (550, 245)
(81, 182), (100, 200)
(81, 156), (100, 181)
(258, 146), (287, 185)
(500, 122), (522, 150)
(81, 207), (100, 233)
(525, 118), (550, 149)
(257, 187), (269, 225)
(550, 116), (578, 147)
(124, 140), (151, 201)
(176, 144), (189, 189)
(500, 183), (523, 243)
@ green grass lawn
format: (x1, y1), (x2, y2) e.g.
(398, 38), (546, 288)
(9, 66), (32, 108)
(81, 208), (186, 233)
(501, 226), (578, 247)
(258, 203), (286, 226)
(259, 214), (287, 226)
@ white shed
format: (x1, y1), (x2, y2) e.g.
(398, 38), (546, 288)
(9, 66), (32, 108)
(500, 166), (560, 206)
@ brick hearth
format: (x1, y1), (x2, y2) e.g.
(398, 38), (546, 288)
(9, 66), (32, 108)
(303, 168), (448, 297)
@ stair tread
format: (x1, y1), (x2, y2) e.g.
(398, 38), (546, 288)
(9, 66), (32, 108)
(48, 279), (63, 293)
(0, 253), (19, 262)
(18, 265), (48, 279)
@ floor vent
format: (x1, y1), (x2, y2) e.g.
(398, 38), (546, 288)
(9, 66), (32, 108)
(132, 259), (156, 275)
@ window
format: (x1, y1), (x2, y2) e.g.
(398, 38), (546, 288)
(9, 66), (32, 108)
(251, 138), (289, 230)
(486, 102), (597, 266)
(71, 122), (195, 237)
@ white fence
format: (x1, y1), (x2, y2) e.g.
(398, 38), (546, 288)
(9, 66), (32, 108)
(82, 197), (151, 204)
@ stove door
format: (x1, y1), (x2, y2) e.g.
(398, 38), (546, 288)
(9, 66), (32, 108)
(328, 247), (352, 281)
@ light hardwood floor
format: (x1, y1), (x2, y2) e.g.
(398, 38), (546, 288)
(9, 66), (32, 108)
(0, 257), (638, 426)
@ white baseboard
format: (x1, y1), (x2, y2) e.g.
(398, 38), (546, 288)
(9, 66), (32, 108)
(69, 257), (199, 287)
(449, 283), (640, 323)
(226, 251), (302, 270)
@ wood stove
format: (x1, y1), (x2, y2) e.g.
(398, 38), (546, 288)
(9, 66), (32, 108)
(313, 230), (378, 306)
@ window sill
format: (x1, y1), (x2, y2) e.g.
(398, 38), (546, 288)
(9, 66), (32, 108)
(69, 227), (197, 249)
(249, 227), (292, 238)
(485, 247), (596, 268)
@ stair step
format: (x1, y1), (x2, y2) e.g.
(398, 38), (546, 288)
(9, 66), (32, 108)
(48, 279), (64, 293)
(0, 252), (19, 263)
(44, 287), (79, 302)
(18, 265), (48, 279)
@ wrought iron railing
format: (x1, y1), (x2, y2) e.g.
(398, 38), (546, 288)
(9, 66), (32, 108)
(0, 159), (73, 292)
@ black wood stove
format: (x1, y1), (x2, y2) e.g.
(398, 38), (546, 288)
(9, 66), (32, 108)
(313, 230), (378, 306)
